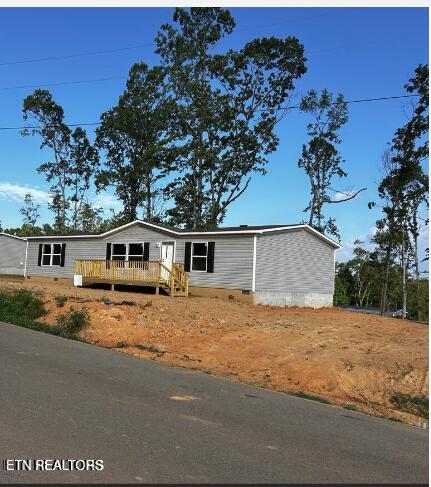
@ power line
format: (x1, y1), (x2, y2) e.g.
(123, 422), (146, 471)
(0, 76), (127, 91)
(0, 43), (154, 67)
(0, 94), (419, 131)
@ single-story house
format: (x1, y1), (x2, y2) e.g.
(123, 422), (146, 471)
(0, 232), (27, 276)
(23, 220), (341, 307)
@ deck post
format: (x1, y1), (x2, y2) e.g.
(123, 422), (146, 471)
(155, 286), (159, 295)
(111, 283), (115, 291)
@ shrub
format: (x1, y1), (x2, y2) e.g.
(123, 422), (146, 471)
(56, 307), (90, 338)
(390, 393), (429, 418)
(54, 294), (68, 308)
(115, 341), (129, 348)
(0, 288), (46, 321)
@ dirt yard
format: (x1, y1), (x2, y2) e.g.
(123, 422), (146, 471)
(2, 278), (428, 425)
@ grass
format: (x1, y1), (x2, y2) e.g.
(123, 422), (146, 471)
(115, 341), (129, 348)
(390, 393), (428, 419)
(0, 288), (90, 342)
(344, 404), (357, 411)
(289, 391), (331, 405)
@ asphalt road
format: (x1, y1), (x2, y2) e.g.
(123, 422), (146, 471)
(0, 322), (428, 484)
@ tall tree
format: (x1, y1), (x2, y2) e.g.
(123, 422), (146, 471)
(69, 128), (99, 231)
(298, 89), (365, 240)
(19, 193), (41, 227)
(96, 63), (177, 222)
(22, 89), (72, 232)
(156, 7), (307, 229)
(371, 65), (428, 319)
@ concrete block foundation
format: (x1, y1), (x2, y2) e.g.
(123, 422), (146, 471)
(254, 291), (333, 308)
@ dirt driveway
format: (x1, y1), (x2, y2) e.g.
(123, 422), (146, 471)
(2, 278), (428, 425)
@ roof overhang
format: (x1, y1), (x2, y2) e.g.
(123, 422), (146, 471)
(25, 220), (341, 249)
(0, 232), (27, 241)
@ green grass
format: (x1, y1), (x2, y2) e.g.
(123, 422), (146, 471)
(343, 404), (357, 411)
(115, 341), (129, 348)
(390, 393), (429, 419)
(290, 391), (331, 405)
(0, 288), (89, 342)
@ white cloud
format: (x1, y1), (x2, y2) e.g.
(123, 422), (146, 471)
(0, 182), (51, 203)
(91, 192), (122, 212)
(333, 191), (356, 202)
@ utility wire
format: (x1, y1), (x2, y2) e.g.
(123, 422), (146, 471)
(0, 94), (419, 131)
(0, 76), (127, 91)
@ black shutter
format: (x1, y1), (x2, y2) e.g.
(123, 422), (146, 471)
(143, 242), (150, 261)
(106, 243), (112, 260)
(37, 244), (43, 266)
(60, 243), (66, 267)
(207, 242), (215, 273)
(184, 242), (191, 272)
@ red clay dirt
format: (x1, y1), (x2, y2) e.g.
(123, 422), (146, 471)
(2, 278), (428, 426)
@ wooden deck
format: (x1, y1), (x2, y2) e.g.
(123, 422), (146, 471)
(74, 260), (189, 297)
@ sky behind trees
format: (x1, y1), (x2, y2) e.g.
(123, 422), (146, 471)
(0, 7), (428, 260)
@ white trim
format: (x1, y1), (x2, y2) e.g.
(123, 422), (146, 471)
(0, 232), (27, 241)
(41, 242), (63, 267)
(252, 234), (257, 293)
(24, 240), (29, 278)
(25, 220), (341, 249)
(190, 241), (208, 272)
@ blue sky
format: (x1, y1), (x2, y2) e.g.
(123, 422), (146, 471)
(0, 7), (428, 261)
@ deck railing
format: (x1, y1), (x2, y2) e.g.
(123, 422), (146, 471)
(74, 259), (188, 296)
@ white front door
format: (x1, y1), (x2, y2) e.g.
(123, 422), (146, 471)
(161, 242), (174, 281)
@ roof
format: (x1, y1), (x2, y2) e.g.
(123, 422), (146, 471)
(24, 220), (341, 248)
(0, 232), (27, 241)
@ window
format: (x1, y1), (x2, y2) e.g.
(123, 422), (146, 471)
(112, 243), (126, 261)
(128, 243), (144, 262)
(191, 242), (207, 271)
(111, 243), (146, 261)
(42, 243), (63, 266)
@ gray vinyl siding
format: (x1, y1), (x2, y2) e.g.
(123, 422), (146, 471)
(0, 235), (27, 275)
(178, 236), (254, 290)
(104, 226), (174, 261)
(25, 225), (255, 289)
(255, 229), (335, 294)
(26, 239), (105, 278)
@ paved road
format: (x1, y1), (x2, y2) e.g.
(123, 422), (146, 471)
(0, 322), (428, 484)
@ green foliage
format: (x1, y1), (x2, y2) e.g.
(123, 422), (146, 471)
(20, 193), (41, 227)
(390, 393), (428, 418)
(115, 341), (129, 348)
(54, 294), (68, 308)
(96, 63), (175, 222)
(0, 288), (46, 321)
(298, 89), (362, 240)
(290, 391), (331, 404)
(334, 274), (349, 305)
(56, 307), (90, 337)
(157, 7), (306, 229)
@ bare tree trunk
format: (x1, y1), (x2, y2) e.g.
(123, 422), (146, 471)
(401, 229), (408, 319)
(380, 247), (391, 316)
(413, 232), (422, 322)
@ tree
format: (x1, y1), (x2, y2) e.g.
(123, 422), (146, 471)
(298, 89), (365, 240)
(96, 63), (177, 223)
(76, 201), (103, 233)
(22, 90), (72, 232)
(19, 193), (40, 227)
(371, 65), (429, 319)
(156, 7), (307, 229)
(69, 128), (99, 231)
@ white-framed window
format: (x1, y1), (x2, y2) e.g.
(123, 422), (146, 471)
(111, 243), (145, 261)
(191, 242), (208, 271)
(42, 243), (62, 266)
(112, 243), (127, 261)
(128, 243), (144, 262)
